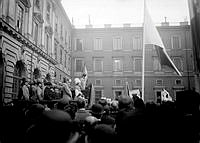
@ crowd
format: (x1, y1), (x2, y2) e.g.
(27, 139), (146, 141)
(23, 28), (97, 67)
(0, 77), (200, 143)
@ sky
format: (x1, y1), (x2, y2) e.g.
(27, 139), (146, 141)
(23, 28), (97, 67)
(61, 0), (190, 27)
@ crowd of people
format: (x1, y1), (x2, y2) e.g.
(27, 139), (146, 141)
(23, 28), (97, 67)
(0, 76), (200, 143)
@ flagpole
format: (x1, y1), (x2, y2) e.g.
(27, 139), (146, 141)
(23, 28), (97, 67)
(141, 0), (146, 101)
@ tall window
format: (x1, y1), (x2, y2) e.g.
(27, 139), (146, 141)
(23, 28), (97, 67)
(94, 38), (102, 50)
(75, 39), (83, 51)
(55, 22), (58, 33)
(64, 54), (67, 68)
(113, 59), (122, 72)
(46, 34), (49, 54)
(33, 22), (38, 45)
(115, 79), (122, 86)
(134, 58), (142, 72)
(65, 31), (68, 45)
(54, 43), (57, 61)
(75, 58), (84, 72)
(156, 79), (163, 86)
(153, 57), (161, 71)
(95, 90), (103, 102)
(135, 79), (141, 86)
(60, 25), (63, 41)
(46, 2), (50, 22)
(171, 36), (181, 49)
(16, 5), (24, 33)
(95, 79), (102, 85)
(173, 57), (183, 71)
(60, 49), (62, 64)
(94, 58), (103, 72)
(113, 37), (122, 50)
(133, 37), (142, 50)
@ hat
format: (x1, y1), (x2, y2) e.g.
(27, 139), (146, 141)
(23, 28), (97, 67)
(118, 95), (133, 109)
(91, 104), (104, 115)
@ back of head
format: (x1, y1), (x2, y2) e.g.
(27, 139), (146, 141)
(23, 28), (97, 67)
(89, 124), (116, 143)
(26, 109), (73, 143)
(118, 95), (133, 110)
(91, 103), (104, 119)
(76, 97), (86, 109)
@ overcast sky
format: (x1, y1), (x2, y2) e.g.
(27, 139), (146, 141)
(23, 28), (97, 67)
(61, 0), (190, 26)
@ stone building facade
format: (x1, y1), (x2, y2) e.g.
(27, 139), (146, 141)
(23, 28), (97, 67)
(0, 0), (72, 104)
(72, 22), (195, 102)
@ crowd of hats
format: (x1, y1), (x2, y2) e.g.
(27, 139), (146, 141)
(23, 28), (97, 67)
(0, 92), (200, 143)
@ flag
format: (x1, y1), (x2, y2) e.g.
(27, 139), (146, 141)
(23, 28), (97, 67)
(188, 0), (200, 73)
(161, 89), (172, 102)
(143, 2), (182, 76)
(125, 81), (130, 96)
(88, 84), (95, 108)
(80, 64), (88, 90)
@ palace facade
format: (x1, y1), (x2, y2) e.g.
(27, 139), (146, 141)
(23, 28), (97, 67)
(0, 0), (72, 104)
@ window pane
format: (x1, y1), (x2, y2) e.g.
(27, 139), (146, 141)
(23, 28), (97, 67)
(94, 59), (102, 72)
(94, 38), (102, 50)
(133, 37), (142, 49)
(76, 39), (83, 51)
(135, 59), (142, 72)
(95, 90), (102, 102)
(113, 59), (122, 71)
(153, 57), (161, 71)
(172, 36), (180, 49)
(173, 58), (182, 71)
(76, 59), (83, 72)
(113, 37), (121, 50)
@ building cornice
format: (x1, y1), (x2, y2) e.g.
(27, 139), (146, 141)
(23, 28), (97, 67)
(0, 18), (57, 65)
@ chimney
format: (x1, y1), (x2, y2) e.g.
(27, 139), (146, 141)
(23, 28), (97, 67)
(161, 17), (169, 26)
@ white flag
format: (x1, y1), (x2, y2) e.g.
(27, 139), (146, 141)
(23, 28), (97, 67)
(143, 2), (182, 76)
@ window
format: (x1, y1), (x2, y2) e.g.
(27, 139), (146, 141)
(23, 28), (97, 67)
(95, 79), (102, 85)
(134, 58), (142, 72)
(46, 34), (49, 54)
(113, 37), (122, 50)
(64, 54), (67, 68)
(54, 43), (57, 61)
(114, 90), (122, 100)
(135, 79), (141, 86)
(75, 58), (84, 72)
(60, 49), (62, 64)
(16, 5), (24, 33)
(35, 0), (40, 9)
(113, 59), (122, 72)
(171, 36), (181, 49)
(155, 91), (162, 104)
(173, 57), (183, 71)
(65, 31), (68, 44)
(153, 57), (161, 71)
(33, 22), (38, 45)
(115, 79), (121, 86)
(95, 90), (103, 102)
(55, 23), (58, 33)
(75, 39), (83, 51)
(60, 25), (63, 41)
(46, 2), (51, 22)
(156, 79), (163, 86)
(133, 37), (142, 49)
(94, 58), (103, 72)
(94, 38), (102, 50)
(175, 79), (182, 85)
